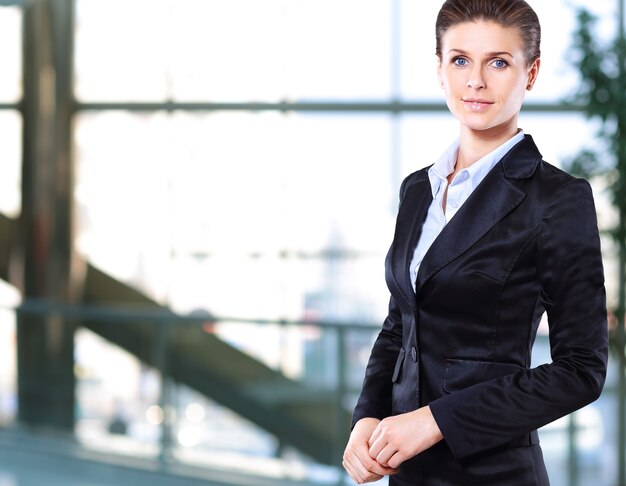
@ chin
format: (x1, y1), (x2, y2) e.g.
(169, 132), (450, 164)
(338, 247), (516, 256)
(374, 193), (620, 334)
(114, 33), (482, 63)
(455, 117), (499, 132)
(455, 112), (517, 134)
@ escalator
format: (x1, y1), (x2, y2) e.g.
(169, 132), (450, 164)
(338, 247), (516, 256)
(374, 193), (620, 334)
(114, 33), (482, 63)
(0, 212), (350, 465)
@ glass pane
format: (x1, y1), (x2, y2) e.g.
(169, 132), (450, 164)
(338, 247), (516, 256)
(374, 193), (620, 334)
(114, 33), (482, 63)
(168, 381), (281, 474)
(76, 0), (391, 102)
(75, 112), (394, 320)
(527, 0), (617, 102)
(166, 253), (390, 323)
(398, 0), (442, 101)
(75, 328), (161, 457)
(398, 112), (458, 179)
(74, 111), (173, 299)
(0, 111), (22, 217)
(74, 0), (171, 101)
(72, 297), (377, 478)
(168, 0), (285, 101)
(0, 280), (19, 426)
(171, 0), (392, 101)
(280, 114), (394, 252)
(518, 112), (606, 169)
(282, 0), (391, 100)
(0, 6), (21, 103)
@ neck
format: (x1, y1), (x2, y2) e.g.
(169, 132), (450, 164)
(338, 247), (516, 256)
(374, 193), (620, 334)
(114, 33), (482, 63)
(457, 120), (519, 170)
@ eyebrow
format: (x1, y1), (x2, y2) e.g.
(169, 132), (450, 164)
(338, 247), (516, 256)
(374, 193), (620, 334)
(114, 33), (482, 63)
(448, 48), (514, 58)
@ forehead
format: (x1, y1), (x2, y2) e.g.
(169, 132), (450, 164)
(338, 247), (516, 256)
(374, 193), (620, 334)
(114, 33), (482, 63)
(441, 20), (524, 56)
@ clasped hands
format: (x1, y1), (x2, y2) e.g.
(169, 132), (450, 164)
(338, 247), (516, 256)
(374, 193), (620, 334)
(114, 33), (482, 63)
(342, 406), (443, 484)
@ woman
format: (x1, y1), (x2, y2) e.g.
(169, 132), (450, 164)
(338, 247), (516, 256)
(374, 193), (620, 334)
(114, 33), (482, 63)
(343, 0), (608, 484)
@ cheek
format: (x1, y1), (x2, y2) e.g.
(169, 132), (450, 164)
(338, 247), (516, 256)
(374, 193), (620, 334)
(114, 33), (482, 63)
(501, 78), (528, 106)
(441, 73), (462, 95)
(510, 86), (529, 107)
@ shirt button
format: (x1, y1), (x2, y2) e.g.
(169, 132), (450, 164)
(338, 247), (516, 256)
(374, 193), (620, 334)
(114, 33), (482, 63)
(411, 346), (417, 362)
(449, 200), (458, 209)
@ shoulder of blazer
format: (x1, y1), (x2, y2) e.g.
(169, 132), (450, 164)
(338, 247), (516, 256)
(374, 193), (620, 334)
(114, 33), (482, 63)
(500, 134), (544, 180)
(399, 166), (431, 202)
(503, 134), (586, 192)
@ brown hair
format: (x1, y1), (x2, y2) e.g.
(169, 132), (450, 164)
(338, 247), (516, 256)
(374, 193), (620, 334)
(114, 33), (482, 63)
(435, 0), (541, 65)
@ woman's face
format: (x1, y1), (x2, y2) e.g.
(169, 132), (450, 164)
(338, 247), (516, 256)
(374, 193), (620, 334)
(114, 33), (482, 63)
(438, 21), (540, 136)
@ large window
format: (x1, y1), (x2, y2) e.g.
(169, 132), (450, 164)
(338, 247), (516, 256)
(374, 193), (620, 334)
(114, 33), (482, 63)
(0, 5), (21, 430)
(0, 6), (22, 217)
(73, 0), (617, 317)
(69, 1), (624, 484)
(0, 6), (21, 103)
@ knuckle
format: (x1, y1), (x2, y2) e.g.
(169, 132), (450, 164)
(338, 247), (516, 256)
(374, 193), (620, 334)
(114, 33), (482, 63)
(389, 454), (403, 469)
(362, 457), (375, 469)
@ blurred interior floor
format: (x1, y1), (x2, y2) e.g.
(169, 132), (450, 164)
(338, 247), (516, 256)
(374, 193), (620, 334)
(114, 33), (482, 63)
(0, 427), (326, 486)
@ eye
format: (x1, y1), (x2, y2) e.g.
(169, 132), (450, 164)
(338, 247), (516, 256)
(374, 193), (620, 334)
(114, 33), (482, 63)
(452, 56), (469, 67)
(491, 59), (508, 69)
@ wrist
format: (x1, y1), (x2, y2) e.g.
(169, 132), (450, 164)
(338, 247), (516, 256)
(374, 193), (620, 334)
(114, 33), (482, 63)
(352, 417), (380, 440)
(425, 406), (444, 444)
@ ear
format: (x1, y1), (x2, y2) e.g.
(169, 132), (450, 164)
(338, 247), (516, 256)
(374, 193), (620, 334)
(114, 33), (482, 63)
(526, 58), (540, 91)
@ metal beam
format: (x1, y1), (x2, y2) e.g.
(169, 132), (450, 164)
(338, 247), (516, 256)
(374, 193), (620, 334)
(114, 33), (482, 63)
(16, 0), (78, 430)
(74, 100), (586, 113)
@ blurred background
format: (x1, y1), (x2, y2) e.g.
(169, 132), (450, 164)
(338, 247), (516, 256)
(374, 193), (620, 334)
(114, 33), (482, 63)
(0, 0), (624, 485)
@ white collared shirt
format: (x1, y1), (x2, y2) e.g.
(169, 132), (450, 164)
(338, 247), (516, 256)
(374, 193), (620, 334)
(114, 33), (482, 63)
(409, 131), (525, 291)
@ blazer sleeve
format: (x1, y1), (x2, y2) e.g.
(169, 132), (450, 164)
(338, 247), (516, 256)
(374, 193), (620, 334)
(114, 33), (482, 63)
(351, 293), (403, 427)
(428, 178), (608, 459)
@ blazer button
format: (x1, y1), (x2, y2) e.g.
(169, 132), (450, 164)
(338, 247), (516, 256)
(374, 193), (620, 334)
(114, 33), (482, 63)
(411, 346), (417, 362)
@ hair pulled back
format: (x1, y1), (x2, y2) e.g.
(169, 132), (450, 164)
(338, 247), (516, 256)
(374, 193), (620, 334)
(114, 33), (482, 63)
(436, 0), (541, 65)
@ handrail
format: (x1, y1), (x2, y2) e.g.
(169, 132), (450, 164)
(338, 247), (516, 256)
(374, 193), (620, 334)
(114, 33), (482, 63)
(6, 298), (382, 330)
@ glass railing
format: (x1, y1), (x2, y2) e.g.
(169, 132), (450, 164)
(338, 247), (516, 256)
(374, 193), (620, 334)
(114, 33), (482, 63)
(0, 299), (619, 486)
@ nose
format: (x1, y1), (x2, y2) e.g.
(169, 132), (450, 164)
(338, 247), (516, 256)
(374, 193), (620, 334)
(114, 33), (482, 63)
(466, 66), (485, 89)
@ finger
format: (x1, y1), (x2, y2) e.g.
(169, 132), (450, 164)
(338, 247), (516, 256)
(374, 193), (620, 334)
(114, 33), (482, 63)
(387, 451), (407, 470)
(368, 433), (387, 462)
(348, 444), (392, 478)
(343, 454), (366, 484)
(368, 423), (382, 447)
(344, 453), (383, 484)
(375, 443), (398, 468)
(346, 444), (385, 483)
(346, 433), (397, 479)
(362, 455), (396, 477)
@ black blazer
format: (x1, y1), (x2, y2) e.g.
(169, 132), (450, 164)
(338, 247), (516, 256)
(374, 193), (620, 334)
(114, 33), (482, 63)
(352, 135), (608, 485)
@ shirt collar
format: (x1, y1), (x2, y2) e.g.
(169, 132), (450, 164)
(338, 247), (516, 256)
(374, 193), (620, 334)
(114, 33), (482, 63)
(427, 130), (525, 198)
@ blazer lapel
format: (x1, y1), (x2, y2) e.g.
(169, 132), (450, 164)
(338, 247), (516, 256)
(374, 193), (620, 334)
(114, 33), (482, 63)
(390, 173), (432, 305)
(416, 135), (542, 292)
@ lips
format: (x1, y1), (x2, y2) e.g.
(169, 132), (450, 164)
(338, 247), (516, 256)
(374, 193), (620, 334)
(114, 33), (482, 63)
(462, 99), (494, 111)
